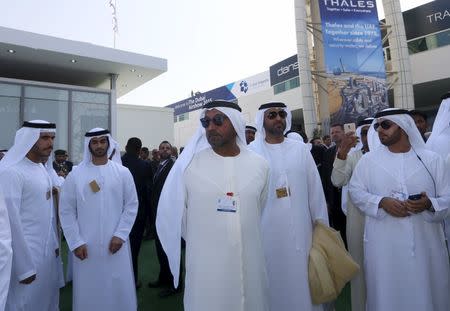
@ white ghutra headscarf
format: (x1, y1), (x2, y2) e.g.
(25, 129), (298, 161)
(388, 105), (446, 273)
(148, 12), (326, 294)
(0, 120), (56, 174)
(367, 108), (426, 153)
(426, 95), (450, 152)
(78, 128), (122, 168)
(250, 102), (293, 159)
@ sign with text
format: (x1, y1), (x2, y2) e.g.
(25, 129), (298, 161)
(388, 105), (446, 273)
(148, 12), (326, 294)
(269, 54), (299, 86)
(167, 86), (236, 116)
(319, 0), (388, 124)
(403, 0), (450, 40)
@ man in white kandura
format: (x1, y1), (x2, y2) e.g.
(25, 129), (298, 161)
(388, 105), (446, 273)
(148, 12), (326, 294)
(0, 190), (12, 311)
(331, 117), (372, 311)
(249, 102), (329, 311)
(426, 93), (450, 252)
(349, 108), (450, 311)
(0, 120), (60, 311)
(157, 100), (270, 311)
(59, 128), (138, 311)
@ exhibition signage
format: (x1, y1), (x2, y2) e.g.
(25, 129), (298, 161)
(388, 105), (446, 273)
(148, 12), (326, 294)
(318, 0), (389, 123)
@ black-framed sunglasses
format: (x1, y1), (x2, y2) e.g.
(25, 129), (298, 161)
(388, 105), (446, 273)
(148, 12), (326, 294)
(374, 120), (393, 131)
(266, 110), (287, 120)
(200, 114), (227, 128)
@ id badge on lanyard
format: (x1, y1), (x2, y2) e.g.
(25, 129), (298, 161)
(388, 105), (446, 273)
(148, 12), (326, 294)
(275, 173), (290, 199)
(217, 192), (237, 213)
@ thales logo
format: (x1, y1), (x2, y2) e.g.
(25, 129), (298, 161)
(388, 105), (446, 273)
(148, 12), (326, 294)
(240, 81), (248, 93)
(277, 62), (298, 77)
(323, 0), (375, 8)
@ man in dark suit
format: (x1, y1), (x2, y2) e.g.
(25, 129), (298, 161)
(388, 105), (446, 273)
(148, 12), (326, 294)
(53, 149), (73, 178)
(320, 124), (347, 246)
(121, 137), (153, 289)
(148, 140), (181, 297)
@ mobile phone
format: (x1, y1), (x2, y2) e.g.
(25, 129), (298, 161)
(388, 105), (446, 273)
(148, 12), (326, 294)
(344, 123), (356, 134)
(408, 194), (422, 201)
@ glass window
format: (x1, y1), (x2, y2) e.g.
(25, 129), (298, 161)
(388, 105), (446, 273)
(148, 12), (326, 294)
(178, 113), (189, 122)
(71, 91), (110, 164)
(23, 87), (69, 152)
(289, 77), (300, 89)
(0, 83), (21, 149)
(25, 86), (69, 100)
(408, 29), (450, 55)
(274, 82), (286, 95)
(72, 91), (109, 104)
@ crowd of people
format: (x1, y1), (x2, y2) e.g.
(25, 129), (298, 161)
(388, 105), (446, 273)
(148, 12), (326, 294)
(0, 93), (449, 311)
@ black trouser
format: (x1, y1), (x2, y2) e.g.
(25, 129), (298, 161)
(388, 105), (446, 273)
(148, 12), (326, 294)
(155, 233), (184, 289)
(329, 206), (347, 248)
(129, 207), (147, 283)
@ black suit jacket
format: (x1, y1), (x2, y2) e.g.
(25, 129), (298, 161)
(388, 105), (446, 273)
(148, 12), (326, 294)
(320, 145), (342, 210)
(121, 153), (153, 221)
(150, 158), (175, 214)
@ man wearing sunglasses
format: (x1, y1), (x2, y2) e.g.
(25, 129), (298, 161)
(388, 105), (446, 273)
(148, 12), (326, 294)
(349, 108), (450, 311)
(156, 100), (270, 311)
(331, 117), (372, 311)
(249, 102), (329, 311)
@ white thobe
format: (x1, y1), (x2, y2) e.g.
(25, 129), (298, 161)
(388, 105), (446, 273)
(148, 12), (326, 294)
(426, 127), (450, 248)
(349, 148), (450, 311)
(182, 148), (270, 311)
(59, 161), (138, 311)
(331, 150), (366, 311)
(0, 191), (12, 311)
(0, 158), (60, 311)
(249, 139), (329, 311)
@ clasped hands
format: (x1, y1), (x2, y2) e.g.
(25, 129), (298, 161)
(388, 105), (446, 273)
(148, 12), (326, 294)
(379, 192), (432, 217)
(73, 236), (124, 260)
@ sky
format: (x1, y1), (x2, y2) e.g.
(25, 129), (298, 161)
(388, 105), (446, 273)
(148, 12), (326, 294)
(0, 0), (432, 107)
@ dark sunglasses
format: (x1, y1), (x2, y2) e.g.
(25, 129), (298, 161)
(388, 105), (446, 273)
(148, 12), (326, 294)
(200, 114), (227, 128)
(374, 120), (393, 131)
(266, 110), (287, 120)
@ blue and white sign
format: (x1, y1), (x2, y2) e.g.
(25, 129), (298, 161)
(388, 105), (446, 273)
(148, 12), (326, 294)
(167, 72), (270, 116)
(167, 86), (236, 116)
(319, 0), (389, 123)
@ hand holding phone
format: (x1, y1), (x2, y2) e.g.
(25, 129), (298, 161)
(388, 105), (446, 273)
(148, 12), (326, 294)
(344, 123), (356, 134)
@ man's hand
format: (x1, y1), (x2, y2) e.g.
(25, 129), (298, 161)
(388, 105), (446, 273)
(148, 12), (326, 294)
(109, 236), (124, 254)
(379, 197), (409, 217)
(74, 244), (88, 260)
(20, 274), (36, 284)
(405, 192), (432, 214)
(337, 132), (358, 160)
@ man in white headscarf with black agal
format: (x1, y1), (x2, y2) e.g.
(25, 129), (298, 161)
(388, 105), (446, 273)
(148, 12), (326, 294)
(349, 108), (450, 311)
(248, 102), (329, 311)
(0, 120), (60, 311)
(156, 100), (270, 311)
(331, 117), (372, 311)
(59, 128), (138, 311)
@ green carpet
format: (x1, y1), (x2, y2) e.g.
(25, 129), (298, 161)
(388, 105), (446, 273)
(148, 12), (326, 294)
(59, 240), (350, 310)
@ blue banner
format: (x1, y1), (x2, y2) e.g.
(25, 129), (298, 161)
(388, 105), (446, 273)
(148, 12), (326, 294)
(319, 0), (389, 123)
(167, 86), (236, 116)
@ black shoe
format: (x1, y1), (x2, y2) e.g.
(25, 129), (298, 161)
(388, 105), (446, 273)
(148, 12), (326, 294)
(158, 287), (181, 298)
(147, 280), (164, 288)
